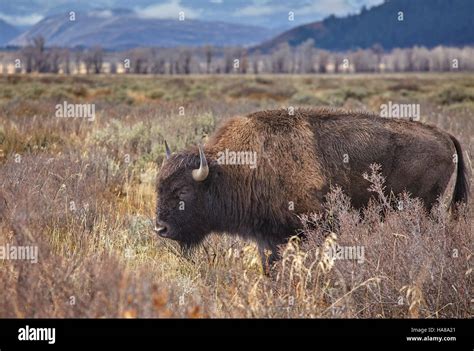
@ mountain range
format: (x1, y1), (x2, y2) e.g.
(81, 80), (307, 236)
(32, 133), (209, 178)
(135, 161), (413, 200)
(0, 0), (381, 31)
(254, 0), (474, 52)
(7, 9), (274, 49)
(2, 0), (474, 51)
(0, 19), (19, 46)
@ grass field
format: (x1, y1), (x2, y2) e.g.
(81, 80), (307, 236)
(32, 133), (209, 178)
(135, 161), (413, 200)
(0, 73), (472, 318)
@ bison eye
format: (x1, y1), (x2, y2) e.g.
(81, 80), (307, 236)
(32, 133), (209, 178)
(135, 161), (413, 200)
(178, 189), (191, 199)
(174, 186), (192, 199)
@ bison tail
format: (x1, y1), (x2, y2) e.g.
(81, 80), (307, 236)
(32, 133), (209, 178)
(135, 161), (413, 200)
(449, 135), (470, 212)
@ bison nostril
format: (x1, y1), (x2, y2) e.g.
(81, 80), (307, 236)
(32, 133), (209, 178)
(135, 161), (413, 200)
(154, 225), (168, 237)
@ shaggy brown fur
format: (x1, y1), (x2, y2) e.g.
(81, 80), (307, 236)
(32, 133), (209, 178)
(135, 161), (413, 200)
(156, 108), (469, 270)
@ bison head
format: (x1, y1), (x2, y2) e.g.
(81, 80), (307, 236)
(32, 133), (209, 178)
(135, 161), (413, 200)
(155, 142), (213, 249)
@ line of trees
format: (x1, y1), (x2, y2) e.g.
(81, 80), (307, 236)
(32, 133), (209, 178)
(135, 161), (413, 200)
(8, 36), (474, 74)
(19, 37), (104, 74)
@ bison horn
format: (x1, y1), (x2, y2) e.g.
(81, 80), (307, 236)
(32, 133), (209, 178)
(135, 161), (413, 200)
(192, 144), (209, 182)
(164, 140), (172, 160)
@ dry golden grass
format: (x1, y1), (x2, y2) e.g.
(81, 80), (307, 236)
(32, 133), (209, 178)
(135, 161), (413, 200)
(0, 74), (472, 318)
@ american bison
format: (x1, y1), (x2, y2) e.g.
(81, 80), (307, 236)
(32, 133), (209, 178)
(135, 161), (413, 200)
(155, 108), (469, 270)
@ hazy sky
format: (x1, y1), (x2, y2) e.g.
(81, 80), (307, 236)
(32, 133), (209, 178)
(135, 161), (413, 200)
(0, 0), (385, 28)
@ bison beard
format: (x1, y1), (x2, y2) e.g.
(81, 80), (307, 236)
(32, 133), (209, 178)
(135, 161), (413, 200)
(156, 108), (469, 273)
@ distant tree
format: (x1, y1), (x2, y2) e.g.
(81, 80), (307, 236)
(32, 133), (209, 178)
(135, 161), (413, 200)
(151, 56), (166, 74)
(83, 52), (94, 74)
(411, 46), (430, 71)
(389, 48), (409, 72)
(316, 50), (330, 73)
(109, 61), (117, 74)
(62, 48), (71, 74)
(74, 50), (82, 74)
(130, 48), (149, 74)
(224, 48), (234, 74)
(179, 49), (192, 74)
(351, 49), (377, 72)
(91, 46), (104, 74)
(332, 53), (343, 73)
(48, 48), (62, 73)
(271, 43), (291, 73)
(204, 45), (212, 74)
(32, 36), (48, 72)
(297, 39), (314, 73)
(20, 46), (34, 73)
(371, 44), (384, 72)
(240, 49), (248, 74)
(252, 50), (261, 74)
(20, 36), (59, 73)
(429, 46), (450, 71)
(460, 47), (474, 70)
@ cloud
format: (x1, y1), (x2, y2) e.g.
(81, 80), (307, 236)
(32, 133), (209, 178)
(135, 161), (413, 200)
(89, 10), (114, 18)
(296, 0), (384, 16)
(234, 0), (384, 18)
(135, 0), (201, 19)
(296, 0), (356, 17)
(234, 2), (286, 17)
(0, 13), (43, 26)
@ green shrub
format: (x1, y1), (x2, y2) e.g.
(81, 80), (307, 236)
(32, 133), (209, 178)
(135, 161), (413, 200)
(437, 86), (474, 105)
